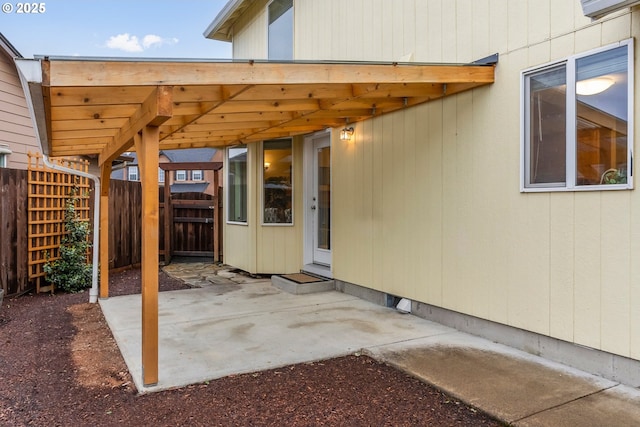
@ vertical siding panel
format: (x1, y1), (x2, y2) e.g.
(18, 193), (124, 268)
(599, 192), (630, 356)
(472, 0), (490, 60)
(426, 0), (443, 62)
(549, 193), (575, 342)
(380, 113), (395, 293)
(402, 107), (418, 297)
(424, 101), (443, 305)
(507, 195), (550, 334)
(574, 24), (602, 53)
(550, 0), (575, 38)
(528, 0), (550, 45)
(456, 0), (472, 62)
(574, 194), (602, 349)
(361, 120), (374, 286)
(363, 0), (384, 61)
(601, 14), (632, 44)
(441, 96), (459, 309)
(371, 117), (384, 291)
(414, 0), (429, 60)
(507, 0), (528, 52)
(489, 0), (508, 56)
(402, 0), (416, 58)
(550, 33), (575, 60)
(441, 1), (457, 62)
(454, 92), (475, 315)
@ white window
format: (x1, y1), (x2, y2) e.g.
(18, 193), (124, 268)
(128, 166), (139, 181)
(158, 168), (165, 183)
(192, 170), (203, 181)
(227, 145), (248, 223)
(263, 139), (293, 224)
(268, 0), (293, 60)
(176, 170), (187, 181)
(522, 39), (633, 191)
(0, 145), (11, 168)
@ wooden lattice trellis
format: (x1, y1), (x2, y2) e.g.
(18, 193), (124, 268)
(27, 153), (91, 293)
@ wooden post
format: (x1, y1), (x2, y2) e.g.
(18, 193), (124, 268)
(135, 128), (160, 387)
(99, 162), (112, 299)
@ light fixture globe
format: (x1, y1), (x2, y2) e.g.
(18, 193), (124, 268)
(576, 77), (614, 96)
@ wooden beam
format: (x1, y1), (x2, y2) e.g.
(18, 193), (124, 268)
(134, 128), (160, 387)
(163, 181), (171, 265)
(99, 162), (112, 299)
(46, 60), (495, 87)
(99, 86), (173, 166)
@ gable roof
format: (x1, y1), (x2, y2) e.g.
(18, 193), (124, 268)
(203, 0), (253, 42)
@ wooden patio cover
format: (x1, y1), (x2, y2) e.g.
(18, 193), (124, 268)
(17, 57), (495, 387)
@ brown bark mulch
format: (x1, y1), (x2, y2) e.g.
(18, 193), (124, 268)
(0, 267), (504, 426)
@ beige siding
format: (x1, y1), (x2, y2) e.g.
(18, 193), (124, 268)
(255, 137), (304, 273)
(223, 138), (304, 275)
(227, 0), (640, 360)
(0, 51), (38, 169)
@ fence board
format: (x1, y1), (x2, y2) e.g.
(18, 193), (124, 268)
(0, 168), (28, 295)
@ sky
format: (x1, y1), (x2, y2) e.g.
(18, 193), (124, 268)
(0, 0), (232, 59)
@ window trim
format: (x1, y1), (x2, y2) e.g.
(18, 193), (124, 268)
(521, 39), (634, 192)
(175, 170), (187, 181)
(226, 145), (249, 225)
(262, 138), (294, 226)
(158, 167), (165, 183)
(192, 170), (204, 181)
(128, 165), (139, 181)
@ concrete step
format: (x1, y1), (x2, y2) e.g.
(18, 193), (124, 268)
(271, 273), (335, 295)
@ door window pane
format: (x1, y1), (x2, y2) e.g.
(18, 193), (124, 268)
(228, 146), (247, 223)
(263, 139), (293, 224)
(317, 146), (330, 249)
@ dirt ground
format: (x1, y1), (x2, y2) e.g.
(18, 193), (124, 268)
(0, 267), (503, 426)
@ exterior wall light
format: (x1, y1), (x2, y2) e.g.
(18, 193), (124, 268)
(340, 127), (354, 141)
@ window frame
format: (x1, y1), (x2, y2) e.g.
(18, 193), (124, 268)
(226, 145), (248, 225)
(192, 170), (204, 181)
(175, 170), (187, 181)
(262, 138), (294, 226)
(521, 39), (634, 192)
(128, 165), (139, 181)
(158, 167), (165, 183)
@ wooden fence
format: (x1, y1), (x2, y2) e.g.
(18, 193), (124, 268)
(0, 166), (222, 296)
(0, 168), (29, 295)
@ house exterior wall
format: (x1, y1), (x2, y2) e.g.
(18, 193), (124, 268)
(0, 49), (38, 169)
(224, 137), (304, 274)
(225, 0), (640, 362)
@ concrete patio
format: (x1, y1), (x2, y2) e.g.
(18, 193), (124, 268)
(100, 264), (640, 426)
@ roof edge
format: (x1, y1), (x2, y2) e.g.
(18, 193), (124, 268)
(203, 0), (250, 42)
(0, 32), (22, 58)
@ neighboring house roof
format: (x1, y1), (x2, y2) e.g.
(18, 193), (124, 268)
(170, 183), (210, 193)
(203, 0), (253, 42)
(161, 148), (217, 163)
(0, 32), (23, 59)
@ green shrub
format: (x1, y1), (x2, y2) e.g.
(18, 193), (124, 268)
(43, 187), (92, 293)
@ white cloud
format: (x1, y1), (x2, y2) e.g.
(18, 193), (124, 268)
(105, 33), (179, 53)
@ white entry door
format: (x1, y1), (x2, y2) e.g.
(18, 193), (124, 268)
(310, 134), (331, 266)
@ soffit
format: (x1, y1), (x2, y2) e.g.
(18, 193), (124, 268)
(37, 58), (495, 163)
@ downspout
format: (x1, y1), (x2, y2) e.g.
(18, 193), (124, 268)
(42, 156), (101, 303)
